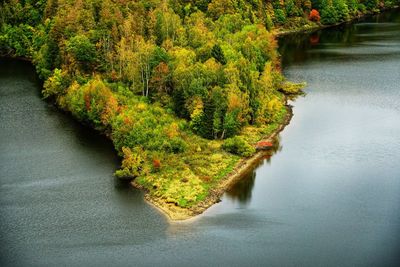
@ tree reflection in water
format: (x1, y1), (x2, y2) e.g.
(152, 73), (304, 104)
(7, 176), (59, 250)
(225, 136), (282, 205)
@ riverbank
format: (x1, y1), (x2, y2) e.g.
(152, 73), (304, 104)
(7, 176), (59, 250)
(274, 6), (399, 37)
(134, 7), (400, 221)
(132, 104), (294, 221)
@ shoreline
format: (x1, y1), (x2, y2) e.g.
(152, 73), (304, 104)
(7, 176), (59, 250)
(130, 6), (399, 221)
(132, 104), (294, 221)
(274, 6), (399, 37)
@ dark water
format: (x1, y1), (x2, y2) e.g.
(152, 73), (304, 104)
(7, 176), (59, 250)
(1, 10), (400, 267)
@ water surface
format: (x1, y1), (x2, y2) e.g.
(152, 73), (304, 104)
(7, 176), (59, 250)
(1, 10), (400, 267)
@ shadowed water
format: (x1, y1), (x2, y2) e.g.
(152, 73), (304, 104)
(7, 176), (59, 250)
(1, 10), (400, 267)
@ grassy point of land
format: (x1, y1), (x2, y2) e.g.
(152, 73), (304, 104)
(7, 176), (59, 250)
(133, 103), (294, 221)
(1, 0), (398, 221)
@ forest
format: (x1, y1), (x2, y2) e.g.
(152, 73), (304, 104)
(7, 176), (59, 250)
(1, 0), (397, 211)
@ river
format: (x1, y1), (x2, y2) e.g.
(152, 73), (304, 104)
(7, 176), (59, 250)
(1, 10), (399, 267)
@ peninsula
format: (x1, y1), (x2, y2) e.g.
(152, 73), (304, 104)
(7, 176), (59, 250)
(1, 0), (397, 220)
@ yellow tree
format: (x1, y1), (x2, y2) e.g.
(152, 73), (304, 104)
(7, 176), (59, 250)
(208, 0), (235, 19)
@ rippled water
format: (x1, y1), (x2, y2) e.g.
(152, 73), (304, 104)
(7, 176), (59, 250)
(1, 10), (400, 267)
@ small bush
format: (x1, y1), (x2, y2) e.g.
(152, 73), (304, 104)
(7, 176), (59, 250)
(309, 9), (321, 22)
(320, 6), (339, 25)
(334, 0), (350, 22)
(114, 147), (146, 179)
(384, 0), (395, 8)
(364, 0), (379, 10)
(162, 137), (187, 153)
(170, 137), (187, 153)
(358, 4), (367, 13)
(274, 9), (287, 25)
(152, 158), (161, 172)
(280, 82), (305, 95)
(42, 68), (68, 98)
(222, 136), (255, 157)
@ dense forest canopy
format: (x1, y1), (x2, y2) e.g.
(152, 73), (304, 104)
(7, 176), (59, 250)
(2, 0), (396, 139)
(1, 0), (398, 208)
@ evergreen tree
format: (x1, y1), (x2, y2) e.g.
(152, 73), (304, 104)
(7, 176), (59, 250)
(211, 44), (226, 65)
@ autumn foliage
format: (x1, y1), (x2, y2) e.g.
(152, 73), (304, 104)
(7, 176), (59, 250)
(309, 9), (321, 22)
(256, 141), (273, 149)
(152, 159), (161, 170)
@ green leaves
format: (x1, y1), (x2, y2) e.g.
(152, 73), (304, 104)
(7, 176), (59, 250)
(66, 34), (96, 68)
(222, 136), (255, 157)
(0, 24), (34, 57)
(42, 68), (67, 98)
(211, 44), (226, 65)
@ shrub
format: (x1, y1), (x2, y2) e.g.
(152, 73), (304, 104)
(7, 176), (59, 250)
(309, 9), (321, 22)
(320, 5), (339, 25)
(152, 158), (161, 172)
(334, 0), (350, 22)
(63, 78), (117, 127)
(274, 9), (287, 25)
(0, 24), (34, 57)
(169, 137), (188, 153)
(161, 137), (187, 153)
(42, 68), (68, 98)
(364, 0), (379, 10)
(280, 82), (305, 95)
(222, 136), (255, 157)
(115, 147), (146, 179)
(384, 0), (395, 8)
(285, 0), (300, 17)
(347, 0), (359, 15)
(358, 4), (367, 13)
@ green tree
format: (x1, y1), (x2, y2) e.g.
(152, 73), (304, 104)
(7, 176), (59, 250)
(334, 0), (350, 22)
(274, 8), (287, 24)
(66, 34), (97, 70)
(320, 0), (339, 24)
(211, 44), (226, 65)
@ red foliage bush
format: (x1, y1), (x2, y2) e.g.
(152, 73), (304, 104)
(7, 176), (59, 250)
(309, 9), (321, 22)
(257, 141), (273, 147)
(153, 159), (161, 170)
(256, 141), (274, 150)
